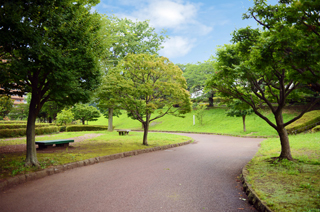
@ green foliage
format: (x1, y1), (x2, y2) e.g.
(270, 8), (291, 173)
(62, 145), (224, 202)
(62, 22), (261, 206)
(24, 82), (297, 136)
(312, 125), (320, 133)
(8, 104), (29, 120)
(194, 104), (206, 125)
(40, 101), (64, 123)
(72, 103), (101, 125)
(0, 0), (108, 165)
(56, 109), (74, 126)
(286, 110), (320, 134)
(0, 126), (58, 138)
(66, 125), (108, 132)
(0, 95), (14, 118)
(98, 53), (192, 145)
(225, 99), (253, 118)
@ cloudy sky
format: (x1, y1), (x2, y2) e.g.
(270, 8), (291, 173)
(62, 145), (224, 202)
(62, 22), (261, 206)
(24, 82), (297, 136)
(93, 0), (277, 64)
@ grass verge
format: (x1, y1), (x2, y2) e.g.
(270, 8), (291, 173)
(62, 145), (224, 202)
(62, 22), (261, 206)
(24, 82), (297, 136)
(0, 131), (191, 180)
(245, 132), (320, 212)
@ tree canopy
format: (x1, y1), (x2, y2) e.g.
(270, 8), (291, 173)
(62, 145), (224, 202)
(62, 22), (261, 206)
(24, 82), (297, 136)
(96, 16), (168, 131)
(0, 0), (108, 166)
(72, 103), (101, 125)
(0, 95), (14, 119)
(98, 53), (192, 145)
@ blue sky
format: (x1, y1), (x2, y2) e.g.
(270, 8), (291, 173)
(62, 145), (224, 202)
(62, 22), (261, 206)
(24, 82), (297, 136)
(92, 0), (277, 64)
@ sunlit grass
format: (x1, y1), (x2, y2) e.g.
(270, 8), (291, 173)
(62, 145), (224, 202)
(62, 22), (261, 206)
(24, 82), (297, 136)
(90, 108), (298, 137)
(246, 132), (320, 211)
(0, 131), (191, 179)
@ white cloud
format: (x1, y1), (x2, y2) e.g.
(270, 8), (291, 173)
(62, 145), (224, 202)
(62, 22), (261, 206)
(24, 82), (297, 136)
(159, 36), (196, 59)
(115, 0), (212, 35)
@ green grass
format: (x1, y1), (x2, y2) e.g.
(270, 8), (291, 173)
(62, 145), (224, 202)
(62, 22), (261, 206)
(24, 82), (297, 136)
(245, 132), (320, 212)
(90, 108), (298, 137)
(0, 131), (191, 179)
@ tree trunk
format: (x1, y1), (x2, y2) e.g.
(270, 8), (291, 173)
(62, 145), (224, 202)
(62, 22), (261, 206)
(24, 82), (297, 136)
(25, 97), (39, 167)
(142, 122), (149, 146)
(82, 119), (85, 125)
(48, 117), (52, 123)
(275, 112), (293, 160)
(142, 113), (150, 145)
(208, 92), (214, 107)
(108, 108), (113, 131)
(242, 115), (246, 132)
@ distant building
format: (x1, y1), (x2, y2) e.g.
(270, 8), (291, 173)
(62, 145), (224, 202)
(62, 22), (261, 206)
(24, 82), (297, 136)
(11, 95), (26, 105)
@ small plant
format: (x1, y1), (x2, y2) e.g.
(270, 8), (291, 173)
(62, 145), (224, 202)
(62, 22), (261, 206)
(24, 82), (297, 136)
(194, 104), (206, 125)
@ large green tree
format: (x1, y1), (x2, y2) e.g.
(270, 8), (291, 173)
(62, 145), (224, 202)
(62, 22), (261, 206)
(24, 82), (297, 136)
(8, 104), (29, 120)
(97, 16), (167, 131)
(98, 53), (192, 145)
(0, 0), (107, 166)
(206, 26), (319, 160)
(244, 0), (320, 92)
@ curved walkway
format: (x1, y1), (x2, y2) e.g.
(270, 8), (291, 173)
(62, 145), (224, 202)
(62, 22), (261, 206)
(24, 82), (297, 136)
(0, 133), (263, 212)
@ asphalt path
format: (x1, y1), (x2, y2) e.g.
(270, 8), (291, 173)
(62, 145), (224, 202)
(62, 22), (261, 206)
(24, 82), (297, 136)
(0, 133), (263, 212)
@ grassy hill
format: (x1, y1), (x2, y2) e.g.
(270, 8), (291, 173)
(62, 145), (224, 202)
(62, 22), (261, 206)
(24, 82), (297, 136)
(89, 107), (298, 137)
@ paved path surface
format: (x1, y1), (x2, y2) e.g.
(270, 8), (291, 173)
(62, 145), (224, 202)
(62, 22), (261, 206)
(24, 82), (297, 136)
(0, 133), (263, 212)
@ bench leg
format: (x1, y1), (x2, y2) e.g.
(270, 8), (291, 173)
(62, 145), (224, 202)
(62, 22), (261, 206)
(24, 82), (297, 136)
(38, 144), (54, 149)
(56, 143), (69, 147)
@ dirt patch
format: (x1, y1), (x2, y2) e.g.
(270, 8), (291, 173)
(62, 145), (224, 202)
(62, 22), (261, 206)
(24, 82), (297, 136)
(0, 134), (103, 154)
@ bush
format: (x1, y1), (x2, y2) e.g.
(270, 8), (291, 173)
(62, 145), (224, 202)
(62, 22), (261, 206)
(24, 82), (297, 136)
(66, 125), (108, 132)
(286, 110), (320, 134)
(0, 126), (58, 138)
(59, 126), (67, 132)
(0, 121), (27, 124)
(0, 123), (54, 129)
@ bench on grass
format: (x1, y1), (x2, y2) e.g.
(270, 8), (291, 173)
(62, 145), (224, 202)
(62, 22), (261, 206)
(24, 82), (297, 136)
(35, 139), (74, 149)
(117, 130), (131, 136)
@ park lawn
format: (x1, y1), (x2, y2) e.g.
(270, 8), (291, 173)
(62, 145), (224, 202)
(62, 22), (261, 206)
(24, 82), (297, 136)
(245, 132), (320, 212)
(90, 107), (298, 137)
(0, 131), (191, 179)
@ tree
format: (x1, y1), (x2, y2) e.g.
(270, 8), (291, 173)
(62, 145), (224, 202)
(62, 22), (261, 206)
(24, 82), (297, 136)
(41, 101), (64, 123)
(0, 95), (14, 118)
(0, 0), (107, 166)
(194, 104), (206, 125)
(206, 26), (319, 160)
(96, 16), (167, 131)
(224, 99), (253, 132)
(244, 0), (320, 92)
(98, 53), (192, 145)
(8, 104), (29, 120)
(72, 103), (101, 125)
(56, 109), (74, 126)
(178, 62), (215, 106)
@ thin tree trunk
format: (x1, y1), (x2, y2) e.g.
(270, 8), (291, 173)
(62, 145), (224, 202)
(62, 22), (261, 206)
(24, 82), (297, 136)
(142, 113), (150, 145)
(208, 92), (214, 107)
(242, 115), (246, 132)
(275, 112), (293, 160)
(82, 119), (85, 125)
(25, 98), (39, 167)
(108, 108), (113, 131)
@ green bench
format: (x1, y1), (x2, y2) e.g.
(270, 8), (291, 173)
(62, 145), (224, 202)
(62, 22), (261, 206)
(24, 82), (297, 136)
(117, 130), (131, 135)
(35, 139), (74, 149)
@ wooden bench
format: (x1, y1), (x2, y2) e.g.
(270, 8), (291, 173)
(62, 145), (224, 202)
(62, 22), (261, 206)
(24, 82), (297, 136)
(35, 139), (74, 149)
(117, 130), (131, 136)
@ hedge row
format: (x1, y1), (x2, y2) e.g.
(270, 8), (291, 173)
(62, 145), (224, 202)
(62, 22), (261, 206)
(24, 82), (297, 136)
(66, 125), (108, 132)
(286, 110), (320, 134)
(0, 121), (27, 124)
(0, 126), (59, 138)
(312, 125), (320, 133)
(0, 123), (54, 129)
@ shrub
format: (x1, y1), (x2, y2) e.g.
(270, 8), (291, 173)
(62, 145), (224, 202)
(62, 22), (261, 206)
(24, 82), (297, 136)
(0, 123), (54, 129)
(286, 110), (320, 134)
(0, 121), (27, 124)
(66, 125), (108, 132)
(0, 126), (58, 138)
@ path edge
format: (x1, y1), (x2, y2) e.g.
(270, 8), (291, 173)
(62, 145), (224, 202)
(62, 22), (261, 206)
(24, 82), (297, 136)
(0, 140), (192, 192)
(241, 165), (273, 212)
